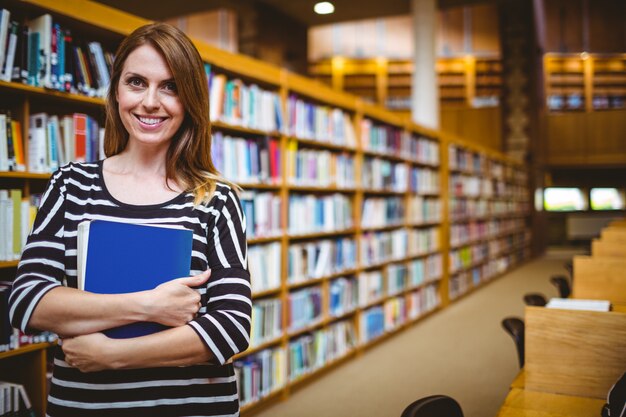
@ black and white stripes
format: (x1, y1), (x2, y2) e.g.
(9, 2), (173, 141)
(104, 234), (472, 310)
(8, 161), (251, 416)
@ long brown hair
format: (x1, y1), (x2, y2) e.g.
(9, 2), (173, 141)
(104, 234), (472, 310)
(105, 22), (235, 204)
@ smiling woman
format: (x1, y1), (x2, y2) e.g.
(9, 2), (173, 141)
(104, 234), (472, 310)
(9, 23), (251, 417)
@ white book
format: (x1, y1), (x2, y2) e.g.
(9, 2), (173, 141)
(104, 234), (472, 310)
(60, 115), (74, 163)
(0, 190), (8, 261)
(209, 74), (226, 121)
(0, 9), (10, 74)
(546, 298), (611, 312)
(0, 114), (7, 171)
(21, 199), (30, 249)
(27, 14), (53, 88)
(1, 20), (18, 82)
(28, 113), (48, 173)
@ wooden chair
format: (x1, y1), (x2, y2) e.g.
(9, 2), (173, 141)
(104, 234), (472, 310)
(523, 293), (547, 307)
(501, 317), (525, 368)
(401, 395), (464, 417)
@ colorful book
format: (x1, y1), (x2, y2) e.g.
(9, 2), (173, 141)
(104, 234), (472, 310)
(77, 220), (193, 339)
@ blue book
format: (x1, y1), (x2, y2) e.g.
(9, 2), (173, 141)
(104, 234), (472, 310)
(77, 220), (193, 339)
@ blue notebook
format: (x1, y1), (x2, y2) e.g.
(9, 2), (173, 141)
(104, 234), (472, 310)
(77, 220), (193, 339)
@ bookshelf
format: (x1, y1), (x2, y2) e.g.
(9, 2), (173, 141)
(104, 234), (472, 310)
(0, 1), (531, 415)
(544, 53), (626, 112)
(446, 134), (531, 300)
(308, 56), (503, 111)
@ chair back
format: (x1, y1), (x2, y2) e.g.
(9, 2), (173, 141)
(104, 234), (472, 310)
(401, 395), (464, 417)
(550, 275), (571, 298)
(501, 317), (525, 368)
(523, 293), (547, 306)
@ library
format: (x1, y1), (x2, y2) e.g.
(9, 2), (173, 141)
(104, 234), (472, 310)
(0, 0), (624, 416)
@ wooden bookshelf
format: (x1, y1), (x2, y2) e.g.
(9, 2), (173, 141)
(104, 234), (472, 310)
(544, 53), (626, 112)
(309, 56), (503, 111)
(0, 1), (531, 415)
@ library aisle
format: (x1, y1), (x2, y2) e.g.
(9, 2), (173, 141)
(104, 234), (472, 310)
(250, 252), (577, 417)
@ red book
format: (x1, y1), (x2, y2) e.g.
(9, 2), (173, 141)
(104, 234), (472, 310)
(73, 113), (87, 162)
(268, 138), (280, 182)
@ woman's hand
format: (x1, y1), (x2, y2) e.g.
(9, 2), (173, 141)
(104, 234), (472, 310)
(62, 333), (115, 372)
(143, 270), (211, 327)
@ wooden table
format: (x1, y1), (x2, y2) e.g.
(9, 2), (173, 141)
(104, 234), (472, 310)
(497, 388), (605, 417)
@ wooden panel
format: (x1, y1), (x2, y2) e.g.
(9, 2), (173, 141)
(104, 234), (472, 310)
(545, 110), (626, 166)
(584, 110), (626, 162)
(471, 4), (500, 54)
(544, 113), (587, 164)
(572, 256), (626, 303)
(543, 0), (584, 52)
(588, 0), (626, 53)
(440, 106), (502, 152)
(601, 228), (626, 242)
(525, 306), (626, 399)
(438, 7), (465, 55)
(497, 388), (607, 417)
(591, 239), (626, 257)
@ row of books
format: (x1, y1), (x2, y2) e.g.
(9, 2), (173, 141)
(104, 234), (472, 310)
(450, 174), (526, 199)
(448, 145), (486, 173)
(0, 10), (113, 97)
(408, 196), (442, 224)
(211, 132), (281, 185)
(360, 227), (440, 267)
(362, 157), (408, 192)
(449, 198), (528, 221)
(0, 380), (35, 417)
(407, 254), (444, 287)
(28, 112), (102, 174)
(450, 218), (526, 247)
(329, 277), (358, 317)
(250, 298), (282, 348)
(448, 254), (522, 299)
(207, 71), (283, 133)
(361, 197), (405, 229)
(287, 320), (356, 381)
(286, 95), (356, 146)
(287, 286), (323, 332)
(358, 271), (384, 306)
(0, 113), (24, 172)
(449, 243), (489, 274)
(410, 167), (440, 195)
(404, 135), (440, 166)
(0, 190), (39, 262)
(286, 142), (356, 188)
(287, 193), (353, 235)
(240, 192), (282, 239)
(359, 284), (442, 344)
(248, 242), (281, 294)
(234, 346), (287, 407)
(287, 237), (357, 284)
(360, 119), (403, 155)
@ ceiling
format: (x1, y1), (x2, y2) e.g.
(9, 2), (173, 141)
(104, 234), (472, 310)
(95, 0), (493, 26)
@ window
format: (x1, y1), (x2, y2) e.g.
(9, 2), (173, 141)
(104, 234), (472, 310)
(543, 188), (587, 211)
(590, 188), (625, 211)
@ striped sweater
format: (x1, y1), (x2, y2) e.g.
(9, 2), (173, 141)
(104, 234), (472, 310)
(9, 161), (251, 417)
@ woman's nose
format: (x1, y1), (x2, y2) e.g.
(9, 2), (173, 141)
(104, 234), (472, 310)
(142, 87), (160, 110)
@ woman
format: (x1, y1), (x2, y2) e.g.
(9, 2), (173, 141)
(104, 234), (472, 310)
(9, 23), (251, 416)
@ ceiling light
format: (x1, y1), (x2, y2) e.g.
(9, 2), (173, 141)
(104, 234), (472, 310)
(314, 2), (335, 15)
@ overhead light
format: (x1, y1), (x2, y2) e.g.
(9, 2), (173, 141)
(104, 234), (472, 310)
(314, 2), (335, 15)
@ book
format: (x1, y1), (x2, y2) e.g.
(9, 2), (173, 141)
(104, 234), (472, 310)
(77, 220), (193, 338)
(27, 14), (52, 88)
(545, 298), (611, 312)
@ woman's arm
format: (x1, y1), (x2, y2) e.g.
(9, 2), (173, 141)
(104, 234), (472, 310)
(28, 272), (210, 337)
(62, 324), (212, 372)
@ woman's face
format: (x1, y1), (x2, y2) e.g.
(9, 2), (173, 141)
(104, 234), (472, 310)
(116, 43), (185, 149)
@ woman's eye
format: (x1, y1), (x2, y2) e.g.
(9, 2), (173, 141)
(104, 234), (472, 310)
(128, 78), (144, 87)
(164, 82), (177, 92)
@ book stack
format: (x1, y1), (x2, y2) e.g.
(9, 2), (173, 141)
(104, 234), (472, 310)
(0, 191), (39, 262)
(234, 346), (287, 407)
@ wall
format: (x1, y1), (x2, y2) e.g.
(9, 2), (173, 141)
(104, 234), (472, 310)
(163, 9), (238, 53)
(542, 0), (626, 52)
